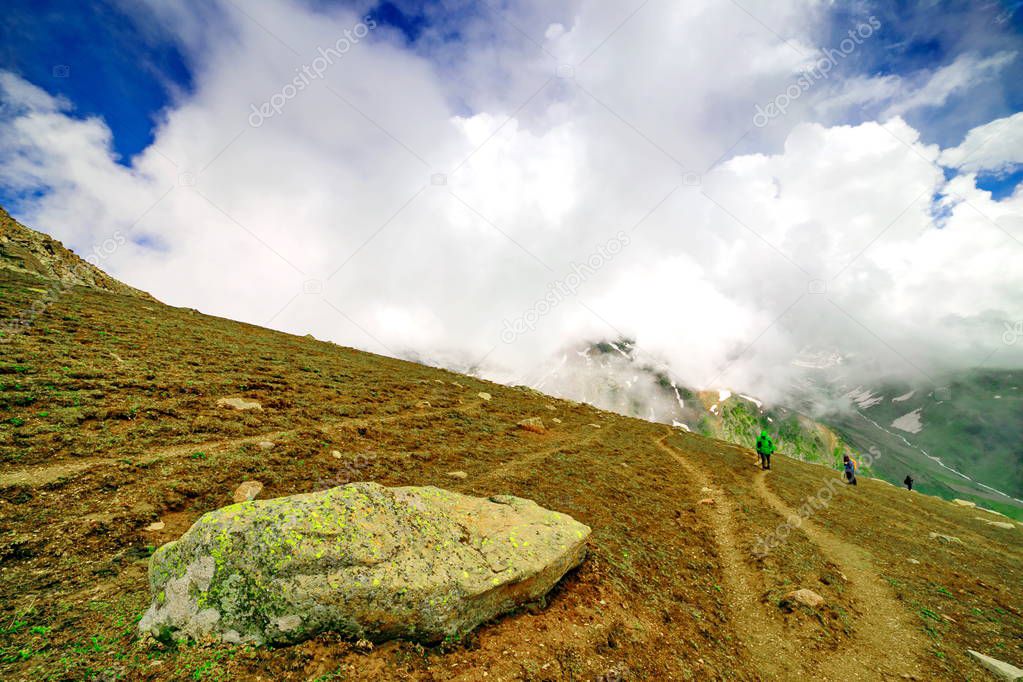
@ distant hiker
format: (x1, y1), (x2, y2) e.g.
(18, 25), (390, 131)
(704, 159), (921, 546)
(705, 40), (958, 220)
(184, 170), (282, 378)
(755, 430), (775, 470)
(904, 474), (914, 491)
(843, 454), (858, 485)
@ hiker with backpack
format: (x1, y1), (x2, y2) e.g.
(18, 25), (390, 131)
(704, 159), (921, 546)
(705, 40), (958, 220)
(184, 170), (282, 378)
(904, 474), (913, 491)
(755, 429), (775, 470)
(843, 454), (858, 485)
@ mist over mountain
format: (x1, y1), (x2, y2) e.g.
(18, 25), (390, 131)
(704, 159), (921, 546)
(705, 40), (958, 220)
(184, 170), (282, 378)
(1, 1), (1022, 414)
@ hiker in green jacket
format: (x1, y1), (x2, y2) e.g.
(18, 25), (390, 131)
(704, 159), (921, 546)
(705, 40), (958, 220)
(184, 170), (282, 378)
(755, 430), (775, 470)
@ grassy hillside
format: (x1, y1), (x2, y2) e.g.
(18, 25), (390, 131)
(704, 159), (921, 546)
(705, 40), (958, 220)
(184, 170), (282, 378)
(824, 373), (1023, 518)
(1, 267), (1021, 680)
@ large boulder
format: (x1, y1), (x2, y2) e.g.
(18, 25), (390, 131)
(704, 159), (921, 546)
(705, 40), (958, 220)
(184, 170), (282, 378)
(138, 482), (590, 646)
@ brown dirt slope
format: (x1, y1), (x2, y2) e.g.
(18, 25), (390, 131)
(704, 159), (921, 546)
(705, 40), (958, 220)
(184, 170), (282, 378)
(0, 266), (1020, 681)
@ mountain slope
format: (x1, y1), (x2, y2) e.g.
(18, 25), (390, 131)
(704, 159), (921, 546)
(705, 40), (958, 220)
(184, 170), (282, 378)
(0, 206), (154, 301)
(0, 226), (1020, 679)
(534, 339), (850, 467)
(810, 373), (1023, 517)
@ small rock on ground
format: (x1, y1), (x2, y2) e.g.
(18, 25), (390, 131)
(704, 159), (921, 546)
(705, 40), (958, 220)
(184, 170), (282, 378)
(518, 417), (546, 433)
(966, 649), (1023, 680)
(782, 588), (825, 609)
(447, 471), (468, 480)
(145, 521), (165, 532)
(233, 481), (264, 503)
(929, 532), (963, 544)
(257, 441), (275, 451)
(217, 397), (262, 411)
(477, 392), (492, 401)
(953, 499), (977, 508)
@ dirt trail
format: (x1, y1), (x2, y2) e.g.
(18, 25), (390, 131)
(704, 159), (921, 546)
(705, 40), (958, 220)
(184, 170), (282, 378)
(752, 469), (929, 680)
(473, 426), (605, 485)
(0, 401), (483, 488)
(0, 431), (294, 488)
(657, 432), (929, 680)
(653, 434), (806, 679)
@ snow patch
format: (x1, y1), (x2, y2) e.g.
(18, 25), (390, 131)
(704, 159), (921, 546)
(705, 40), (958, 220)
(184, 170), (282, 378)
(845, 387), (884, 409)
(718, 389), (732, 402)
(738, 393), (762, 408)
(891, 408), (923, 434)
(672, 420), (690, 432)
(857, 410), (1023, 504)
(790, 348), (844, 369)
(671, 383), (685, 410)
(892, 390), (915, 402)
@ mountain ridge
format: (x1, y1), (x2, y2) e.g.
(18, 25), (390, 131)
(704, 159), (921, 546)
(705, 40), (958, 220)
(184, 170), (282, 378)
(0, 206), (155, 302)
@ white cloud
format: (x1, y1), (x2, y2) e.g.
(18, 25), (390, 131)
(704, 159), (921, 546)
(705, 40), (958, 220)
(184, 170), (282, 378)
(884, 50), (1017, 117)
(1, 0), (1021, 408)
(939, 111), (1023, 173)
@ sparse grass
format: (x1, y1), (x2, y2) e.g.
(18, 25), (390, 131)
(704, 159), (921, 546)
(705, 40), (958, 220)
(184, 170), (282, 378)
(0, 267), (1019, 681)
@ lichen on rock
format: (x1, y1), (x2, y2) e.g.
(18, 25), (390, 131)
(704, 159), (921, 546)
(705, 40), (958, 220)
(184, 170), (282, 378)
(139, 482), (590, 646)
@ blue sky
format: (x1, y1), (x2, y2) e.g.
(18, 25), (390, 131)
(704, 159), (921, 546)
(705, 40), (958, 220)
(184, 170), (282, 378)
(0, 0), (468, 172)
(829, 1), (1023, 144)
(0, 0), (192, 165)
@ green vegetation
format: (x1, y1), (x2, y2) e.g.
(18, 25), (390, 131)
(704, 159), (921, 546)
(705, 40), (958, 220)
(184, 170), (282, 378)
(825, 373), (1023, 519)
(0, 261), (1019, 681)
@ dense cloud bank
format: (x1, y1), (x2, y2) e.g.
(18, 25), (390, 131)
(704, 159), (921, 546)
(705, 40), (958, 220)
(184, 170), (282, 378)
(1, 0), (1021, 407)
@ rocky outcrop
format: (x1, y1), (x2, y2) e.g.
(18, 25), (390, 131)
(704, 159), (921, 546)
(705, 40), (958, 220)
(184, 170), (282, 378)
(0, 205), (154, 299)
(139, 482), (590, 646)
